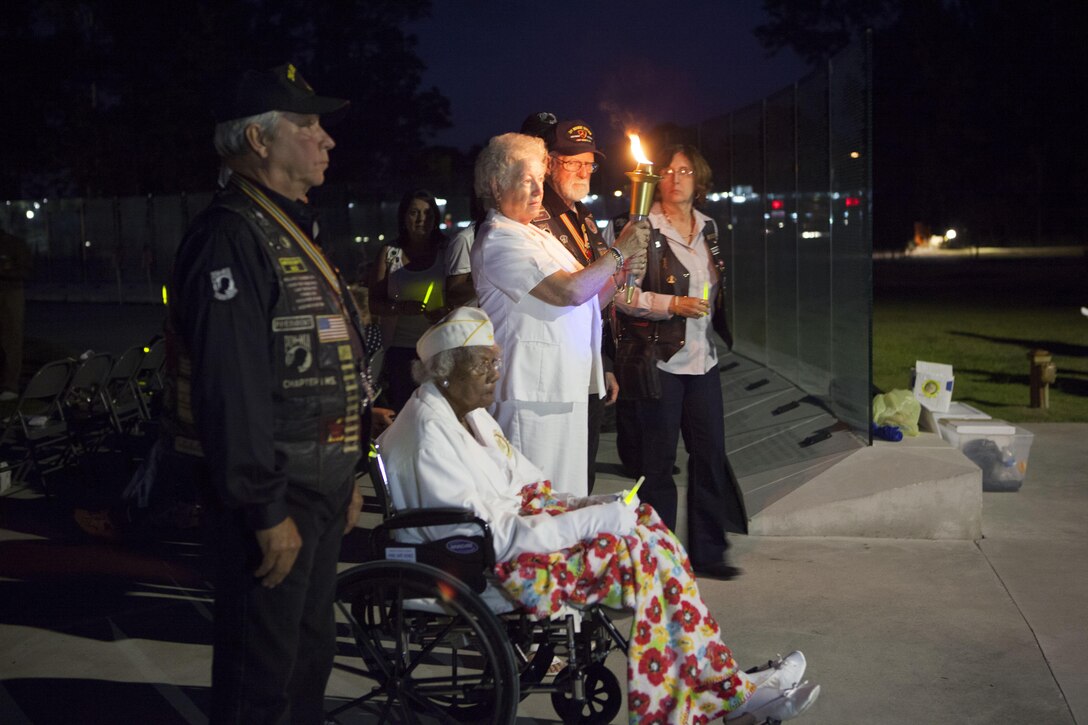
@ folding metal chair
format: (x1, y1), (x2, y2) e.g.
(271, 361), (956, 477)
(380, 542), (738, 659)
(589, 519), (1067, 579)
(0, 359), (76, 495)
(133, 337), (165, 421)
(104, 345), (146, 437)
(63, 352), (116, 457)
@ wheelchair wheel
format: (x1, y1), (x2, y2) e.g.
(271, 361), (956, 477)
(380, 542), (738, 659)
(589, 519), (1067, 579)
(550, 662), (623, 725)
(328, 560), (519, 724)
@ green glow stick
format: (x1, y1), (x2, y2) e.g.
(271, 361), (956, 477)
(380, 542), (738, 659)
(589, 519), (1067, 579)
(702, 282), (709, 300)
(625, 476), (645, 505)
(422, 281), (435, 307)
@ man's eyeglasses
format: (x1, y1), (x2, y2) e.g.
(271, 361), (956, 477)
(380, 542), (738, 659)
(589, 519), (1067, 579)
(468, 357), (503, 376)
(555, 158), (599, 174)
(661, 167), (695, 177)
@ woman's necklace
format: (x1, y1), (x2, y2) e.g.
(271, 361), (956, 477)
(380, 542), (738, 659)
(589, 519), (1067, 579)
(663, 206), (695, 244)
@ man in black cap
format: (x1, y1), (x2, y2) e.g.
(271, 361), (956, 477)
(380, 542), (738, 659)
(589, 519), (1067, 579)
(522, 116), (643, 493)
(165, 64), (365, 723)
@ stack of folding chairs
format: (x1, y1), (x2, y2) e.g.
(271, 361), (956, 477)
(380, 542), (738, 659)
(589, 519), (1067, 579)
(0, 337), (167, 497)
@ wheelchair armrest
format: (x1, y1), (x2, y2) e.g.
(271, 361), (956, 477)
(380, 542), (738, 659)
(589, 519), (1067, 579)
(371, 507), (497, 576)
(380, 507), (493, 539)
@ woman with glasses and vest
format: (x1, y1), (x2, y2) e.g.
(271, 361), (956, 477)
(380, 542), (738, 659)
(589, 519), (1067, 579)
(612, 144), (746, 581)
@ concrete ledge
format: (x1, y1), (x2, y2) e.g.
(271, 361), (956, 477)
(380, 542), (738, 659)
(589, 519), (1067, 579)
(749, 432), (983, 539)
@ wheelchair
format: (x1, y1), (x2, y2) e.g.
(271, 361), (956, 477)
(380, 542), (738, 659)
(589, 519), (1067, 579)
(326, 445), (630, 724)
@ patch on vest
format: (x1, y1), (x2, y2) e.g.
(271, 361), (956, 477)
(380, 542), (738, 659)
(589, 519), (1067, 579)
(272, 315), (315, 332)
(210, 267), (237, 301)
(283, 333), (313, 374)
(278, 256), (308, 274)
(317, 315), (349, 342)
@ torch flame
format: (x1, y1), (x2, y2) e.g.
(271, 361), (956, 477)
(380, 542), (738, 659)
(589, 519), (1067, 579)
(628, 133), (651, 165)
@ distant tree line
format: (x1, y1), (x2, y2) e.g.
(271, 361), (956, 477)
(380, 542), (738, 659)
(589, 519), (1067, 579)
(1, 0), (457, 201)
(757, 0), (1088, 247)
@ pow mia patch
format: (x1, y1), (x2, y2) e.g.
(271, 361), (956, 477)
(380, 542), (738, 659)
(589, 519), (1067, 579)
(284, 334), (313, 374)
(210, 267), (237, 301)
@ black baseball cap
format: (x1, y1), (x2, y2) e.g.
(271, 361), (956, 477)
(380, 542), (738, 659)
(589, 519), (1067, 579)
(552, 119), (605, 158)
(212, 63), (348, 122)
(519, 111), (558, 146)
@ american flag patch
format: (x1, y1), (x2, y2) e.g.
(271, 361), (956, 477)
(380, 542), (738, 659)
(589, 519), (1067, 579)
(317, 315), (349, 342)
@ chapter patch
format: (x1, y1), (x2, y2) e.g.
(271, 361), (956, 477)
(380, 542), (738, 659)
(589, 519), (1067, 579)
(210, 267), (237, 301)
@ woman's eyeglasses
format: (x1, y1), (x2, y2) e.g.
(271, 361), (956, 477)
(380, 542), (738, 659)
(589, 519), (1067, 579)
(468, 358), (503, 376)
(661, 167), (694, 177)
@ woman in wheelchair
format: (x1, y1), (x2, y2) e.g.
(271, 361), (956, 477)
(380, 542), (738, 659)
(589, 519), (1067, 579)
(378, 307), (820, 724)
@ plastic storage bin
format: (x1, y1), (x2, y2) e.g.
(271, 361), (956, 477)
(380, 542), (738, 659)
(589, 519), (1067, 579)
(938, 419), (1033, 492)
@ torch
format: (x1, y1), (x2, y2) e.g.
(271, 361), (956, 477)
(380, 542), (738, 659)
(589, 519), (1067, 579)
(624, 134), (661, 303)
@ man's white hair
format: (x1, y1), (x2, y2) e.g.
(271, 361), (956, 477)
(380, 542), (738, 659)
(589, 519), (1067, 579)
(212, 110), (281, 158)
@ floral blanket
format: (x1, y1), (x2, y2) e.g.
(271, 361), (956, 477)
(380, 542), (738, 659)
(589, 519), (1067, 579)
(494, 482), (755, 725)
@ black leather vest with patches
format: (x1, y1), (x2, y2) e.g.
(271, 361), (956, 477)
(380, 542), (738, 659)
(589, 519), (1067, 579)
(165, 187), (362, 495)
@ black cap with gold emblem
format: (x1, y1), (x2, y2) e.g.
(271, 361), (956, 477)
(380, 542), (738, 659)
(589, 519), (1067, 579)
(213, 63), (348, 122)
(552, 119), (606, 158)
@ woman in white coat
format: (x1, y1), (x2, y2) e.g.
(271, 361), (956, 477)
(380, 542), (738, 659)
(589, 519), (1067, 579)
(469, 132), (650, 497)
(377, 307), (819, 725)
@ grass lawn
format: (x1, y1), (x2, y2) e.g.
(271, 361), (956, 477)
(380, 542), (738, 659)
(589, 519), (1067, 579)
(873, 298), (1088, 423)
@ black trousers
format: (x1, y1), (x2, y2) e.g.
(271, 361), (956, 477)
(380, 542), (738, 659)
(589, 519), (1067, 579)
(635, 368), (745, 567)
(209, 478), (352, 725)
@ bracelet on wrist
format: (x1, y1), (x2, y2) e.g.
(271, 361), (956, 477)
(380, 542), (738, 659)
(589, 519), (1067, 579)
(607, 246), (624, 272)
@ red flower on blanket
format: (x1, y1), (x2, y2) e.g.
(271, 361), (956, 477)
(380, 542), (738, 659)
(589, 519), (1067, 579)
(680, 653), (701, 686)
(673, 600), (702, 632)
(638, 647), (675, 686)
(549, 559), (575, 587)
(628, 689), (652, 715)
(639, 545), (658, 575)
(592, 535), (616, 557)
(634, 619), (653, 646)
(646, 596), (664, 623)
(638, 708), (671, 725)
(517, 553), (551, 579)
(706, 641), (733, 671)
(663, 576), (683, 605)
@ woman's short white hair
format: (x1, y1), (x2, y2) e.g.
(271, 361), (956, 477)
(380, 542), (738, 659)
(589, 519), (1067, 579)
(213, 110), (281, 158)
(474, 133), (547, 211)
(412, 347), (476, 385)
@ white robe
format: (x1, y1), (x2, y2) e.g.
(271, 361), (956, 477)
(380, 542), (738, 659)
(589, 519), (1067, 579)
(377, 383), (625, 563)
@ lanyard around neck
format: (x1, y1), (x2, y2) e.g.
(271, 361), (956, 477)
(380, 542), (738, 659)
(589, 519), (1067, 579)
(230, 175), (340, 294)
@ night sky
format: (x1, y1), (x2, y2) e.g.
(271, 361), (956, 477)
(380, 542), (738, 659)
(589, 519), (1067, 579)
(407, 0), (809, 151)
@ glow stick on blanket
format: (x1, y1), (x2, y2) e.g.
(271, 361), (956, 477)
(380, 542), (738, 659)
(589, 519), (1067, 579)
(625, 476), (645, 506)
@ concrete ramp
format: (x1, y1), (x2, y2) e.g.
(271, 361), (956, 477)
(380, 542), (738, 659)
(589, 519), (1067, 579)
(718, 351), (983, 540)
(748, 435), (983, 539)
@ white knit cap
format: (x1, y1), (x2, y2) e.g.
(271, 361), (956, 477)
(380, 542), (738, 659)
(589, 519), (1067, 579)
(416, 306), (495, 362)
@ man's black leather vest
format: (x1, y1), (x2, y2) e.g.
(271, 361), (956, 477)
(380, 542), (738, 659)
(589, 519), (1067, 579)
(164, 186), (362, 495)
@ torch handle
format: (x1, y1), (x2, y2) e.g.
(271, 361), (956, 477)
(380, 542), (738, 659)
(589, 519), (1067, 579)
(624, 213), (649, 303)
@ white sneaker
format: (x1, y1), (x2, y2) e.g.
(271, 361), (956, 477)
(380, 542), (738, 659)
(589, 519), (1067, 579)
(730, 681), (820, 723)
(745, 651), (807, 691)
(0, 391), (17, 402)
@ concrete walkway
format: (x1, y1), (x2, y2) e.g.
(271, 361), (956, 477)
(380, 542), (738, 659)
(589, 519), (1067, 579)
(1, 410), (1084, 724)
